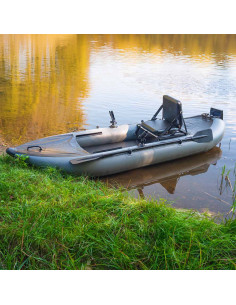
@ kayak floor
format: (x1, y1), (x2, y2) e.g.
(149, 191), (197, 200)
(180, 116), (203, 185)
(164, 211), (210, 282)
(85, 140), (137, 154)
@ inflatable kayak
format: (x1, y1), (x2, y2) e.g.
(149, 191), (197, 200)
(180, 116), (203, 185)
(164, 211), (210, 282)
(6, 95), (225, 177)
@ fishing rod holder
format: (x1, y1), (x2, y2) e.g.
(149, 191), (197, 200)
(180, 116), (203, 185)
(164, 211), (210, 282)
(109, 111), (117, 128)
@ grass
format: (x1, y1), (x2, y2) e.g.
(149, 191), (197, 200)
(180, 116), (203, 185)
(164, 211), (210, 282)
(220, 164), (236, 215)
(0, 154), (236, 270)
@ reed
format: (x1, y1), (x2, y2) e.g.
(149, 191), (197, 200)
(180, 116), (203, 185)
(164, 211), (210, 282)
(220, 163), (236, 216)
(0, 154), (236, 270)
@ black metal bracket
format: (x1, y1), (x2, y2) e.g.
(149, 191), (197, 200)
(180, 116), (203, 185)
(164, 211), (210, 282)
(155, 111), (188, 138)
(151, 105), (163, 120)
(109, 111), (117, 128)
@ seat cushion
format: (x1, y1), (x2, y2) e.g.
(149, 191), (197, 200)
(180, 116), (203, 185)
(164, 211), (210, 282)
(141, 119), (171, 134)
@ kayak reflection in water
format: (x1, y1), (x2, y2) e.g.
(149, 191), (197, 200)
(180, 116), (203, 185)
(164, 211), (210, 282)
(105, 146), (222, 197)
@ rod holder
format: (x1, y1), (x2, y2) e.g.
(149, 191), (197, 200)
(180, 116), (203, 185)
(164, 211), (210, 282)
(109, 111), (117, 128)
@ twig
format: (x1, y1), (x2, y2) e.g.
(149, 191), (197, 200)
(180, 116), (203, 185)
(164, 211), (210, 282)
(204, 192), (231, 206)
(225, 207), (234, 216)
(225, 175), (234, 193)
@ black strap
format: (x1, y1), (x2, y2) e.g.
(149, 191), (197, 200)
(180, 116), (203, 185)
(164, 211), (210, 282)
(151, 105), (163, 120)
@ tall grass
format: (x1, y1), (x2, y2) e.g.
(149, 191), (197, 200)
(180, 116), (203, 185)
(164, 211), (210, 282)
(0, 154), (236, 270)
(220, 164), (236, 215)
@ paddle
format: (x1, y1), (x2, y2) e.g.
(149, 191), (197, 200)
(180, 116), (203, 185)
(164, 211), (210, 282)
(190, 129), (213, 143)
(70, 129), (213, 165)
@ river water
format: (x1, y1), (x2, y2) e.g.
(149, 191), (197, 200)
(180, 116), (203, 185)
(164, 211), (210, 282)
(0, 34), (235, 217)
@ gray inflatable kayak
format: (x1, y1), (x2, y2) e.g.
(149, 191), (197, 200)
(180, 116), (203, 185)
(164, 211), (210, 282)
(6, 95), (225, 177)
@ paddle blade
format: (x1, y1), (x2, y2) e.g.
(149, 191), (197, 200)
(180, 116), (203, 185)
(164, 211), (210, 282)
(192, 129), (213, 143)
(70, 155), (100, 165)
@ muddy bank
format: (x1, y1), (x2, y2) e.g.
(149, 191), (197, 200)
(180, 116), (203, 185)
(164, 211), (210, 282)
(0, 136), (7, 154)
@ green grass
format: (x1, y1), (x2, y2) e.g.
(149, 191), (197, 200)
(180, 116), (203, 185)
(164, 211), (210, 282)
(0, 154), (236, 270)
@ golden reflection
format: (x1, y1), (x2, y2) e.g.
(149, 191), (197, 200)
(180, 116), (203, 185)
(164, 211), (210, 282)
(0, 34), (90, 145)
(0, 34), (235, 146)
(92, 34), (236, 62)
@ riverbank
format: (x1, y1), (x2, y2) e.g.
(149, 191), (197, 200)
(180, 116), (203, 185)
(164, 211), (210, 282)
(0, 153), (236, 269)
(0, 135), (7, 154)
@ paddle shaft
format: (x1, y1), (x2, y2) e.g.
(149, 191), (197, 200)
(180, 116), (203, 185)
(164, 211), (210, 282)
(70, 130), (212, 165)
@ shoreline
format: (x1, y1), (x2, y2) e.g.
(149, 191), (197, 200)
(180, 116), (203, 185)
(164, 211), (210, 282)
(0, 154), (236, 270)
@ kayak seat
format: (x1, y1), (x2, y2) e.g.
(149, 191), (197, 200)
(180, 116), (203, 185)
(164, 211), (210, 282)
(141, 120), (171, 134)
(162, 95), (183, 128)
(136, 95), (187, 142)
(136, 119), (172, 142)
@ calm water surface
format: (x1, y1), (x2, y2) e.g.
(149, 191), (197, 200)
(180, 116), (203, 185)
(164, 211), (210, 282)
(0, 34), (236, 217)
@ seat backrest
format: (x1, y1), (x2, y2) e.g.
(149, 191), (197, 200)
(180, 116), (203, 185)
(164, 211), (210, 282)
(163, 95), (183, 127)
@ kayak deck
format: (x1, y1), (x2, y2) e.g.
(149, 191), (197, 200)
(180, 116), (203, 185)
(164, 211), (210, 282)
(78, 116), (212, 155)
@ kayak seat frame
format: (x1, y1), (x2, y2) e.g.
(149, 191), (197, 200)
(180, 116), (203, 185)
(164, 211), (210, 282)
(136, 95), (188, 143)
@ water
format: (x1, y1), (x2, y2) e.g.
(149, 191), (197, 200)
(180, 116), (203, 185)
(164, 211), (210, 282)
(0, 34), (236, 216)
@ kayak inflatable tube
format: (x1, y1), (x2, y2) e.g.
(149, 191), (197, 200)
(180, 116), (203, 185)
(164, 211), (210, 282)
(6, 116), (225, 177)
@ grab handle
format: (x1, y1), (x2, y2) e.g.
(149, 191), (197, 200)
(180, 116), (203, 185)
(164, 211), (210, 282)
(27, 145), (42, 152)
